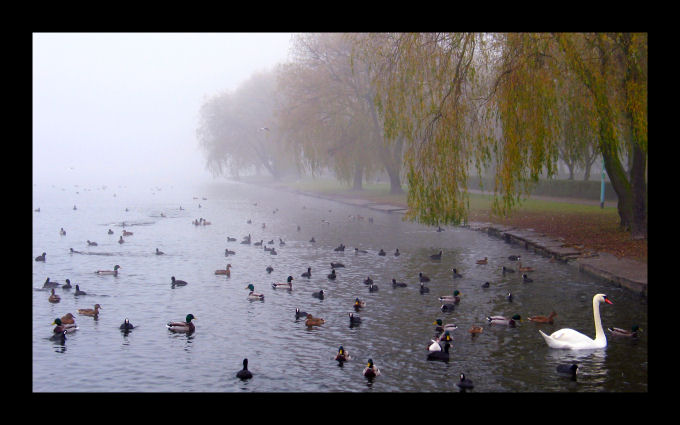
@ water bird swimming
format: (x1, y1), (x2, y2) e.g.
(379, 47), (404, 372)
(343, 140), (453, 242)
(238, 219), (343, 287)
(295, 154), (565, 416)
(487, 314), (521, 326)
(60, 313), (76, 325)
(327, 269), (337, 280)
(476, 257), (488, 265)
(35, 252), (46, 262)
(167, 314), (196, 333)
(95, 265), (120, 275)
(312, 290), (325, 300)
(349, 312), (362, 325)
(155, 248), (164, 255)
(295, 308), (308, 319)
(419, 282), (430, 293)
(87, 240), (98, 246)
(334, 244), (345, 252)
(301, 267), (311, 278)
(457, 373), (474, 391)
(215, 264), (231, 276)
(419, 272), (430, 282)
(556, 364), (578, 380)
(363, 359), (380, 378)
(335, 346), (351, 362)
(60, 228), (66, 236)
(330, 262), (345, 268)
(481, 281), (490, 288)
(368, 283), (379, 292)
(363, 276), (374, 285)
(108, 229), (114, 235)
(502, 266), (515, 274)
(74, 285), (87, 296)
(430, 250), (442, 260)
(427, 342), (450, 362)
(42, 277), (60, 288)
(354, 248), (367, 254)
(52, 318), (77, 334)
(236, 358), (253, 380)
(245, 284), (264, 300)
(171, 276), (188, 287)
(522, 274), (533, 283)
(439, 290), (461, 304)
(305, 314), (325, 326)
(392, 278), (407, 288)
(537, 296), (612, 349)
(518, 262), (534, 272)
(528, 311), (558, 324)
(508, 255), (521, 261)
(607, 324), (641, 337)
(452, 268), (463, 278)
(266, 265), (274, 273)
(118, 236), (125, 244)
(78, 304), (102, 317)
(272, 276), (293, 290)
(120, 318), (134, 331)
(378, 249), (386, 256)
(353, 298), (366, 310)
(394, 248), (400, 256)
(48, 289), (60, 303)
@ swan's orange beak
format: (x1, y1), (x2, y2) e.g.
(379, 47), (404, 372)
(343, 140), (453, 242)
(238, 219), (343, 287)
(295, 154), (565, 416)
(605, 298), (613, 304)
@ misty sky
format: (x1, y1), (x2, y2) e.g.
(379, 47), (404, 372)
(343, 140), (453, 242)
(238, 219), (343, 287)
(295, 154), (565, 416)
(33, 32), (293, 188)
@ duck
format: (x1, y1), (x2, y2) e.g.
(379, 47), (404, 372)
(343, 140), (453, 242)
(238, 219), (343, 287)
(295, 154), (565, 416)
(354, 247), (367, 254)
(108, 229), (114, 235)
(155, 248), (165, 255)
(539, 295), (614, 350)
(245, 284), (264, 300)
(225, 249), (236, 256)
(42, 277), (60, 288)
(419, 282), (430, 294)
(481, 281), (490, 288)
(353, 298), (366, 310)
(469, 326), (483, 336)
(427, 342), (450, 362)
(279, 238), (286, 246)
(69, 248), (83, 254)
(78, 304), (102, 317)
(305, 314), (325, 326)
(236, 358), (253, 380)
(215, 264), (232, 276)
(363, 359), (380, 378)
(457, 373), (474, 391)
(430, 250), (442, 260)
(556, 363), (578, 380)
(334, 244), (345, 252)
(528, 311), (558, 324)
(506, 292), (513, 302)
(378, 249), (386, 256)
(295, 308), (308, 319)
(433, 320), (458, 334)
(87, 240), (98, 246)
(272, 276), (293, 290)
(74, 285), (87, 296)
(35, 252), (46, 262)
(122, 230), (133, 236)
(120, 318), (134, 331)
(166, 314), (196, 333)
(227, 236), (237, 242)
(171, 276), (188, 287)
(439, 290), (461, 304)
(52, 318), (77, 333)
(269, 248), (278, 255)
(518, 262), (534, 272)
(363, 276), (374, 285)
(327, 269), (337, 280)
(607, 324), (642, 337)
(368, 283), (379, 292)
(522, 273), (533, 283)
(266, 265), (274, 274)
(440, 303), (456, 312)
(394, 248), (400, 256)
(253, 240), (263, 246)
(60, 313), (76, 325)
(50, 330), (67, 342)
(502, 266), (515, 274)
(419, 272), (430, 282)
(392, 278), (407, 288)
(312, 290), (325, 300)
(301, 267), (311, 278)
(349, 312), (362, 325)
(335, 346), (351, 362)
(309, 237), (316, 243)
(60, 227), (66, 236)
(508, 255), (521, 261)
(330, 262), (345, 268)
(48, 289), (61, 303)
(452, 268), (463, 278)
(486, 314), (521, 326)
(476, 257), (488, 265)
(438, 331), (454, 344)
(118, 236), (125, 244)
(95, 265), (121, 275)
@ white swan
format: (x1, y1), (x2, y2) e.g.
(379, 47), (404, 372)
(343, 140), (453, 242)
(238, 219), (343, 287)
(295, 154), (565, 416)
(539, 293), (613, 350)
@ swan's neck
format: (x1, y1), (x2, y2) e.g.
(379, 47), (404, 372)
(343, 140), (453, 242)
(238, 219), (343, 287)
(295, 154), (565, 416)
(593, 298), (606, 343)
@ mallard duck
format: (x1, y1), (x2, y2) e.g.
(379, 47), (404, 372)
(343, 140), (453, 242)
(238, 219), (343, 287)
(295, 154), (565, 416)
(502, 266), (515, 274)
(334, 244), (345, 252)
(60, 313), (76, 325)
(122, 230), (133, 236)
(419, 272), (430, 282)
(528, 311), (558, 324)
(312, 290), (325, 300)
(522, 273), (533, 283)
(441, 303), (456, 312)
(254, 240), (263, 246)
(171, 276), (188, 287)
(556, 364), (578, 380)
(419, 282), (430, 294)
(74, 285), (87, 296)
(353, 298), (366, 310)
(95, 265), (121, 275)
(394, 248), (400, 256)
(305, 314), (325, 326)
(469, 326), (483, 336)
(368, 283), (379, 292)
(108, 229), (114, 235)
(48, 289), (61, 303)
(392, 278), (407, 288)
(272, 276), (293, 290)
(279, 238), (285, 246)
(52, 318), (77, 333)
(508, 255), (521, 261)
(327, 269), (337, 280)
(236, 358), (253, 380)
(120, 318), (134, 331)
(476, 257), (488, 265)
(457, 373), (474, 391)
(118, 236), (125, 244)
(295, 308), (308, 319)
(225, 249), (236, 256)
(487, 314), (521, 326)
(269, 248), (278, 255)
(155, 248), (164, 255)
(215, 264), (231, 276)
(481, 281), (490, 288)
(35, 252), (46, 262)
(62, 279), (72, 289)
(50, 330), (68, 342)
(301, 267), (312, 278)
(427, 342), (450, 362)
(166, 314), (196, 333)
(607, 324), (641, 337)
(518, 262), (534, 272)
(430, 250), (442, 260)
(330, 262), (345, 268)
(378, 249), (386, 256)
(245, 284), (264, 300)
(452, 268), (463, 278)
(363, 359), (380, 377)
(349, 312), (362, 325)
(433, 320), (458, 334)
(78, 304), (102, 317)
(363, 276), (374, 285)
(438, 331), (454, 344)
(335, 346), (351, 362)
(60, 228), (66, 236)
(266, 265), (274, 273)
(227, 236), (236, 242)
(354, 248), (367, 254)
(42, 277), (60, 288)
(87, 240), (98, 246)
(439, 290), (461, 304)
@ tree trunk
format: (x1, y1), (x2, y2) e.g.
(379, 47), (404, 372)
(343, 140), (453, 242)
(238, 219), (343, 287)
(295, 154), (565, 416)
(352, 165), (363, 191)
(629, 143), (647, 239)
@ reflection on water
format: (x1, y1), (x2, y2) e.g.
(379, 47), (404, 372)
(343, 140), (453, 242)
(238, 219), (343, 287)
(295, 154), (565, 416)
(32, 180), (647, 392)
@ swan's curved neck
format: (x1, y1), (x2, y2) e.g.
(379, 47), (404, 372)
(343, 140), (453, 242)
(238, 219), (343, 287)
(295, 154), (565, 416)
(593, 297), (606, 343)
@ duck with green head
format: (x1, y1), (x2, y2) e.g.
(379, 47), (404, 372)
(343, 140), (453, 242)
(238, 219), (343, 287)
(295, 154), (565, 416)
(52, 318), (77, 333)
(167, 314), (196, 333)
(95, 265), (121, 275)
(487, 314), (521, 327)
(608, 324), (642, 337)
(439, 290), (461, 304)
(246, 284), (264, 300)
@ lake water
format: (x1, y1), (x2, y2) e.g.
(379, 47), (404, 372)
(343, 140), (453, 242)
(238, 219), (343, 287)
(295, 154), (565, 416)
(32, 179), (648, 392)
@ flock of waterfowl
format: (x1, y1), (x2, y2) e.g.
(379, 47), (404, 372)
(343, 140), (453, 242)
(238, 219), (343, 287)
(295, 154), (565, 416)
(35, 191), (642, 390)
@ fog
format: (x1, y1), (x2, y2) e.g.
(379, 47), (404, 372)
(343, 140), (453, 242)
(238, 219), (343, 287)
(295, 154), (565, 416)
(33, 32), (292, 189)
